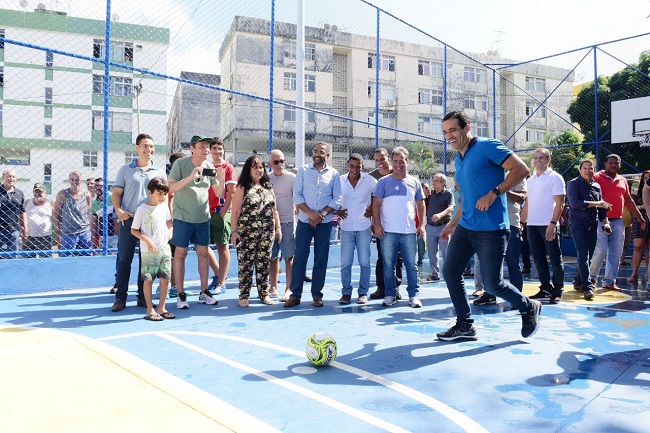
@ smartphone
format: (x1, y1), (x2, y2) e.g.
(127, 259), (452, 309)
(233, 238), (241, 248)
(202, 168), (217, 177)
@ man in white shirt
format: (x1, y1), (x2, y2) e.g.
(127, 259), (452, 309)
(521, 148), (566, 304)
(336, 154), (377, 305)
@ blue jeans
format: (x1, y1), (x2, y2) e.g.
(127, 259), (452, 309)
(571, 223), (598, 290)
(589, 218), (624, 286)
(527, 225), (564, 293)
(61, 230), (92, 257)
(505, 225), (523, 291)
(442, 225), (531, 328)
(340, 228), (372, 296)
(115, 217), (144, 301)
(380, 232), (419, 298)
(425, 224), (448, 278)
(289, 220), (332, 300)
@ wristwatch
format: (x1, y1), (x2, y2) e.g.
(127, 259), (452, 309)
(491, 187), (501, 196)
(550, 220), (557, 225)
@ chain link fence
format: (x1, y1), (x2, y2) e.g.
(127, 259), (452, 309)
(1, 0), (649, 258)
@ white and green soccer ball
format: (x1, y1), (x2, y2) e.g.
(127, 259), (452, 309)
(306, 333), (337, 366)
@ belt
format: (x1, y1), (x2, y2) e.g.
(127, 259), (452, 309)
(430, 220), (450, 227)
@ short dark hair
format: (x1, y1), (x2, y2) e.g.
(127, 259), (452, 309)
(442, 111), (470, 128)
(94, 178), (103, 183)
(374, 147), (389, 157)
(348, 153), (364, 163)
(169, 152), (185, 165)
(209, 137), (224, 149)
(147, 177), (170, 194)
(136, 133), (153, 146)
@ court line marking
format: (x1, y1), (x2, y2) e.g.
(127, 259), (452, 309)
(100, 330), (489, 433)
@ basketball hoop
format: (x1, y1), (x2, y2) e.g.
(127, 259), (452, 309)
(633, 131), (650, 148)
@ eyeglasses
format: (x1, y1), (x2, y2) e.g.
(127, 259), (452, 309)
(313, 150), (327, 155)
(272, 160), (285, 165)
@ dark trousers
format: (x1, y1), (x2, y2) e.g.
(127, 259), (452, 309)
(115, 217), (144, 301)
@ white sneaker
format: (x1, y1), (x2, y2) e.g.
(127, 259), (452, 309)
(198, 290), (218, 305)
(176, 292), (189, 309)
(382, 296), (397, 306)
(409, 296), (422, 308)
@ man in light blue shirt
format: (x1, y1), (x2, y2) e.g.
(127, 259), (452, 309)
(284, 142), (341, 308)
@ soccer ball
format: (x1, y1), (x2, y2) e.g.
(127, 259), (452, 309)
(306, 333), (337, 366)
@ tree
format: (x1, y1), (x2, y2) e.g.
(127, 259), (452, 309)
(405, 141), (439, 179)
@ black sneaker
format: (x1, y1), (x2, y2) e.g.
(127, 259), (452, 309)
(369, 288), (385, 299)
(550, 292), (563, 304)
(584, 288), (595, 300)
(437, 324), (478, 341)
(521, 300), (542, 338)
(530, 290), (550, 300)
(339, 294), (352, 304)
(473, 294), (497, 306)
(396, 290), (402, 300)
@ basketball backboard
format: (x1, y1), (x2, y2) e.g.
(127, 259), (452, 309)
(611, 96), (650, 144)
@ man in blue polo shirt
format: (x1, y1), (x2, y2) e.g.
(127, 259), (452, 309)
(438, 111), (541, 341)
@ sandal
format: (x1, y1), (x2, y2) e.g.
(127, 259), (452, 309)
(261, 296), (274, 305)
(160, 311), (175, 319)
(238, 298), (249, 307)
(626, 276), (638, 282)
(144, 313), (164, 321)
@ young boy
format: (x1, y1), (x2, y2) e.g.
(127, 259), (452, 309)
(131, 177), (174, 321)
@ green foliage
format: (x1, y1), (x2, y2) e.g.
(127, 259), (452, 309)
(405, 141), (438, 179)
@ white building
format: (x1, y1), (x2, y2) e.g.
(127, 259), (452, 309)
(0, 7), (169, 195)
(218, 16), (574, 172)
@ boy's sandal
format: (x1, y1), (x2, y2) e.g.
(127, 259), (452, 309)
(160, 312), (175, 319)
(144, 313), (164, 321)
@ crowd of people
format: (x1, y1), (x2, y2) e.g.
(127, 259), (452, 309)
(1, 111), (648, 340)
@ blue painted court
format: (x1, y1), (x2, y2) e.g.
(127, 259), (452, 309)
(1, 247), (649, 432)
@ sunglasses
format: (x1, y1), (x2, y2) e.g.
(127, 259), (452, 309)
(272, 160), (285, 165)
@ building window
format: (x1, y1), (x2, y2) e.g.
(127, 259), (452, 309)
(418, 116), (436, 134)
(0, 29), (4, 50)
(125, 151), (137, 164)
(463, 95), (488, 111)
(45, 87), (53, 106)
(0, 66), (4, 87)
(83, 150), (98, 168)
(0, 148), (30, 166)
(92, 110), (132, 132)
(368, 53), (396, 71)
(418, 88), (443, 105)
(305, 43), (316, 61)
(464, 67), (487, 83)
(44, 163), (52, 183)
(93, 39), (133, 62)
(283, 72), (296, 91)
(368, 82), (396, 102)
(418, 60), (443, 78)
(525, 77), (546, 93)
(526, 100), (547, 117)
(44, 125), (52, 138)
(45, 51), (54, 69)
(93, 75), (104, 94)
(474, 123), (488, 137)
(112, 77), (132, 96)
(526, 128), (546, 142)
(283, 107), (296, 122)
(368, 110), (396, 128)
(283, 41), (296, 59)
(305, 74), (315, 92)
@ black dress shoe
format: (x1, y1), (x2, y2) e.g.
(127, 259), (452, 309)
(136, 297), (156, 308)
(304, 275), (312, 282)
(369, 288), (385, 299)
(111, 299), (126, 312)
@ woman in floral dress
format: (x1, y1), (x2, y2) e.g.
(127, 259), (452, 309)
(230, 155), (281, 307)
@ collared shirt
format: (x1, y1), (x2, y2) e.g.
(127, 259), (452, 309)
(593, 170), (630, 219)
(113, 159), (167, 214)
(340, 172), (377, 232)
(566, 176), (607, 229)
(526, 167), (566, 226)
(294, 162), (342, 224)
(426, 188), (454, 226)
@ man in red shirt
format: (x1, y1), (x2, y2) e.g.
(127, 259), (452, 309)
(589, 154), (645, 290)
(207, 138), (238, 295)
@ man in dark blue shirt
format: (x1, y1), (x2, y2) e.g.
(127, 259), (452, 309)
(566, 159), (611, 300)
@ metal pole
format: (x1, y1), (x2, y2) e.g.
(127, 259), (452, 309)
(443, 45), (447, 174)
(296, 0), (305, 167)
(374, 8), (380, 148)
(268, 0), (276, 154)
(593, 46), (599, 168)
(101, 0), (112, 256)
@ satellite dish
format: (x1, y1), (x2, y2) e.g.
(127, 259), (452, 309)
(112, 13), (120, 22)
(36, 2), (45, 9)
(19, 0), (28, 8)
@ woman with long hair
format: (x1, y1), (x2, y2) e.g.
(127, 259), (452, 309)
(627, 170), (650, 282)
(230, 155), (282, 306)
